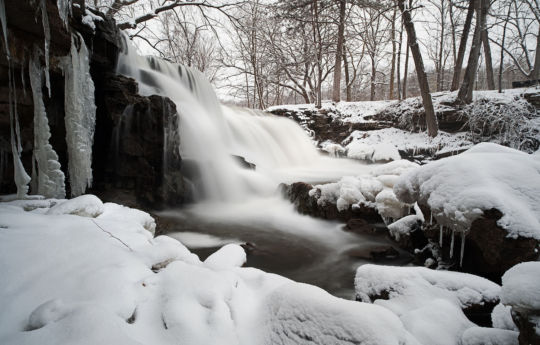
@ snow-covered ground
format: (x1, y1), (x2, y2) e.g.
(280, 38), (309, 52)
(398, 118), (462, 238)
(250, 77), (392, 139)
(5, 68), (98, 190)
(268, 99), (395, 123)
(0, 195), (418, 345)
(269, 87), (540, 161)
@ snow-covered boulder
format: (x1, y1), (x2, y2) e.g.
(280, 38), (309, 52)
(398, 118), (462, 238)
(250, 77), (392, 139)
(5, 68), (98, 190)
(461, 327), (518, 345)
(394, 143), (540, 276)
(500, 262), (540, 345)
(355, 265), (501, 345)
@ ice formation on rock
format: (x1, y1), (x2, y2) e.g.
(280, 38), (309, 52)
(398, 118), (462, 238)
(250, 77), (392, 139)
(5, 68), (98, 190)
(56, 0), (72, 28)
(38, 0), (51, 96)
(63, 33), (97, 197)
(2, 4), (31, 199)
(29, 50), (66, 198)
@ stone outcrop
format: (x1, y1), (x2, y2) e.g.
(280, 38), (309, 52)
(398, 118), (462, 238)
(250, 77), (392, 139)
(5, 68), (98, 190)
(279, 182), (382, 223)
(0, 0), (189, 208)
(420, 207), (539, 282)
(268, 107), (391, 144)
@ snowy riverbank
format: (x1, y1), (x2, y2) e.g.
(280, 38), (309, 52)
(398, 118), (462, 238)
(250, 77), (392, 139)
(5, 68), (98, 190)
(1, 193), (538, 345)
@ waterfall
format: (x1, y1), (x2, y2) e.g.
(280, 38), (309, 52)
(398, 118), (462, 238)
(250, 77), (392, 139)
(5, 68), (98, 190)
(117, 37), (370, 203)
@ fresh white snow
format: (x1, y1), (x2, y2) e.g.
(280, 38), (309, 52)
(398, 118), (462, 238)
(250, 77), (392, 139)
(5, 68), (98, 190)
(0, 196), (419, 345)
(355, 265), (501, 345)
(394, 143), (540, 240)
(501, 261), (540, 311)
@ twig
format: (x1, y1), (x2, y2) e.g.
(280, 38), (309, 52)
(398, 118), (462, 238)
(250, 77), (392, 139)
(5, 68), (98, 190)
(90, 219), (133, 252)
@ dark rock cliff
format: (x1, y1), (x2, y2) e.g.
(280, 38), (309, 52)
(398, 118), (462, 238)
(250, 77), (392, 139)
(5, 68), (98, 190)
(0, 0), (188, 208)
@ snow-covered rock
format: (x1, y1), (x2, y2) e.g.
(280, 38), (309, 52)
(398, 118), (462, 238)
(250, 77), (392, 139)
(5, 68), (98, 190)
(461, 327), (518, 345)
(394, 143), (540, 239)
(355, 265), (501, 345)
(500, 262), (540, 345)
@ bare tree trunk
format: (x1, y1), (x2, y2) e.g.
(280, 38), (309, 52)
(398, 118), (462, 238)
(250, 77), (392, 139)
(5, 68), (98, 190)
(313, 0), (323, 108)
(436, 0), (445, 92)
(398, 0), (438, 137)
(451, 0), (475, 91)
(397, 18), (403, 100)
(532, 25), (540, 80)
(343, 49), (352, 101)
(482, 29), (495, 90)
(403, 39), (410, 99)
(499, 4), (511, 93)
(370, 55), (376, 101)
(457, 0), (486, 104)
(332, 0), (346, 102)
(389, 7), (397, 99)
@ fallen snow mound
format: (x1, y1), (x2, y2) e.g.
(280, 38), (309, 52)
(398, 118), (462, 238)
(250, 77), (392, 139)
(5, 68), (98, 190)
(501, 261), (540, 311)
(394, 143), (540, 239)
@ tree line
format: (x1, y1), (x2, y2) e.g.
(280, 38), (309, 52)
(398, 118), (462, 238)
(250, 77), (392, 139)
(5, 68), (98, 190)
(90, 0), (540, 137)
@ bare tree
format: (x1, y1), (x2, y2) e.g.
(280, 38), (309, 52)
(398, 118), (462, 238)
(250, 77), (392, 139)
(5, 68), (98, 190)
(457, 0), (488, 104)
(451, 0), (475, 91)
(398, 0), (438, 137)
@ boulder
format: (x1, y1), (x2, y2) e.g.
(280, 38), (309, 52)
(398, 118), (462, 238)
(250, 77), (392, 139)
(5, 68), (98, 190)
(280, 182), (381, 222)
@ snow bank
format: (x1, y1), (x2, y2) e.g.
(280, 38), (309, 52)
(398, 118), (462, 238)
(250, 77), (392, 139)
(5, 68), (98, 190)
(346, 140), (401, 162)
(355, 265), (501, 345)
(345, 128), (472, 159)
(501, 261), (540, 310)
(204, 243), (246, 270)
(394, 143), (540, 239)
(0, 198), (418, 345)
(267, 99), (394, 124)
(46, 194), (103, 217)
(461, 327), (518, 345)
(98, 202), (156, 234)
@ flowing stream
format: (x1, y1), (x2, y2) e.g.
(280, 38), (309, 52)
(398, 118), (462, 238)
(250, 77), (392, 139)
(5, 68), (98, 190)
(117, 38), (412, 298)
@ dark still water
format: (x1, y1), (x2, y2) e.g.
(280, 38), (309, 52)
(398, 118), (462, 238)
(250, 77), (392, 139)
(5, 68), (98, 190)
(157, 196), (412, 299)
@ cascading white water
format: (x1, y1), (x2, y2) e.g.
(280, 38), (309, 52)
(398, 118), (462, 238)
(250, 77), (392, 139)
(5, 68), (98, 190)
(117, 37), (371, 203)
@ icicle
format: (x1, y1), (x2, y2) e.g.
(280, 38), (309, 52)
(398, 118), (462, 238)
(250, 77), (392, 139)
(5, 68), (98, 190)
(430, 211), (433, 225)
(0, 0), (8, 58)
(39, 0), (51, 97)
(20, 53), (27, 98)
(439, 225), (443, 247)
(63, 33), (97, 197)
(56, 0), (72, 28)
(8, 61), (31, 198)
(460, 231), (467, 267)
(449, 230), (455, 259)
(29, 48), (66, 198)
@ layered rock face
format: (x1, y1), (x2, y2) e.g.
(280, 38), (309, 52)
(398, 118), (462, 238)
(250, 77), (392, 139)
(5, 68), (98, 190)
(0, 0), (188, 208)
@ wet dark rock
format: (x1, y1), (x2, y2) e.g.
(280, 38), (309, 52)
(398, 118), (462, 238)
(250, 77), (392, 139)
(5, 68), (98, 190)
(268, 108), (392, 144)
(0, 0), (190, 209)
(345, 245), (399, 261)
(279, 182), (382, 223)
(344, 218), (376, 234)
(511, 308), (540, 345)
(240, 242), (257, 254)
(233, 155), (256, 170)
(421, 208), (539, 282)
